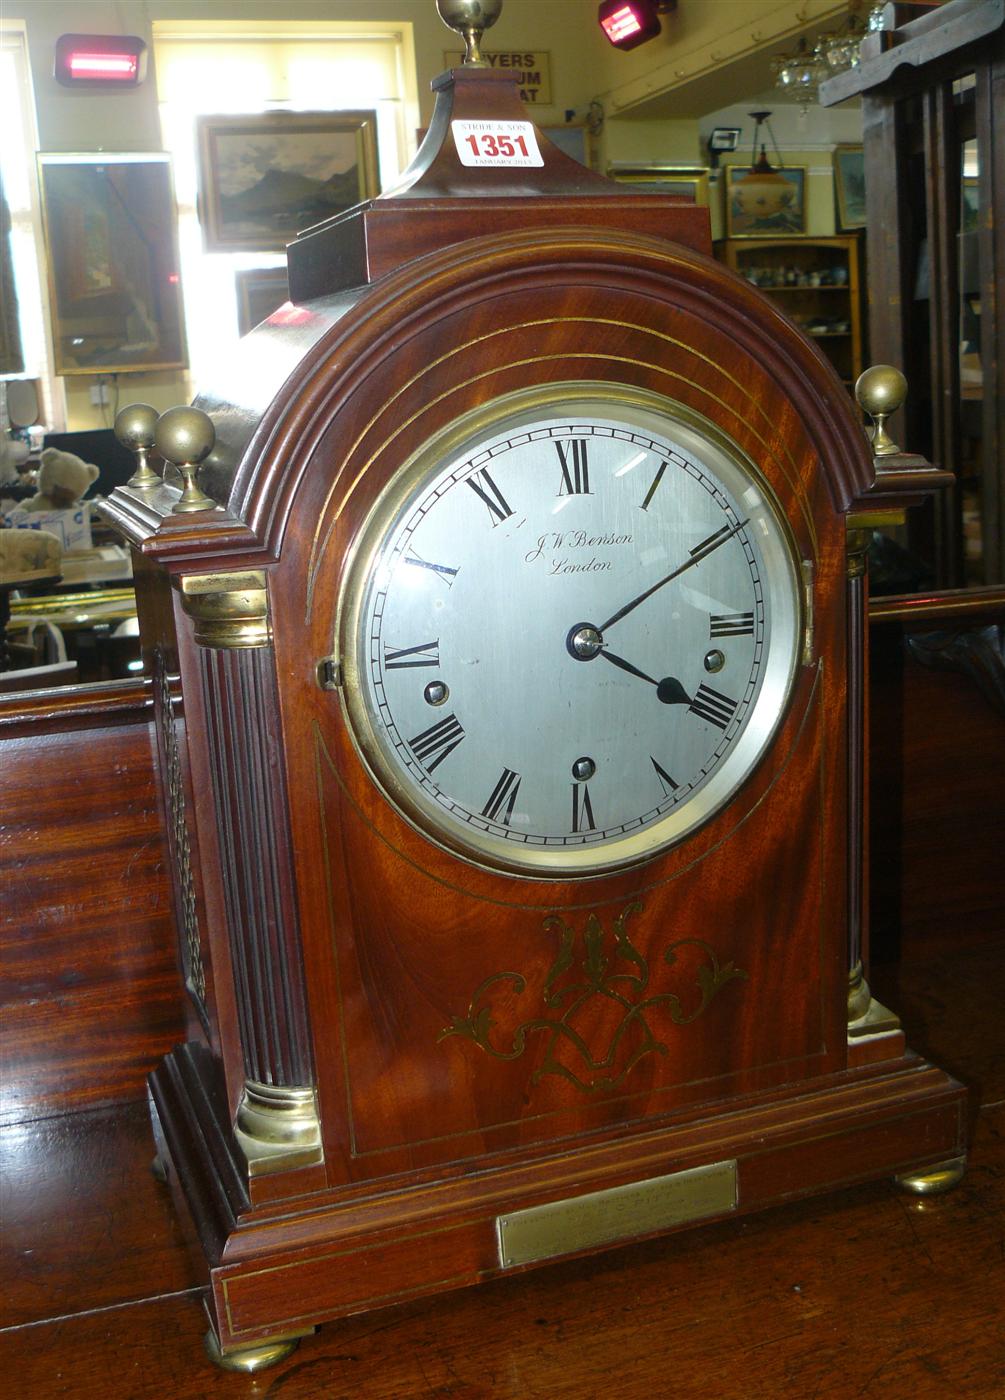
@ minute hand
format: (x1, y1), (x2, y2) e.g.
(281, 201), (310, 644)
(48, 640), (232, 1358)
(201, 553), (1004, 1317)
(598, 519), (750, 633)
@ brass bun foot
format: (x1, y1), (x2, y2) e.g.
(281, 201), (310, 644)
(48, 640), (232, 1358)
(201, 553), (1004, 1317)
(204, 1328), (303, 1373)
(894, 1155), (967, 1196)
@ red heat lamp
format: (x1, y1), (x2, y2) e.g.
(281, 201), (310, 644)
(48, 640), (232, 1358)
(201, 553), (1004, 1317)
(598, 0), (675, 51)
(54, 35), (148, 88)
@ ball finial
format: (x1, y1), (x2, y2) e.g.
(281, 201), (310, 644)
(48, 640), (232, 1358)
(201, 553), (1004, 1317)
(436, 0), (502, 64)
(154, 406), (216, 467)
(855, 365), (909, 457)
(114, 403), (162, 490)
(855, 365), (907, 421)
(154, 406), (217, 513)
(114, 403), (159, 452)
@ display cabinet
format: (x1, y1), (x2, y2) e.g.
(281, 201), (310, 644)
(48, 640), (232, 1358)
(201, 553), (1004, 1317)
(820, 0), (1004, 588)
(716, 236), (863, 388)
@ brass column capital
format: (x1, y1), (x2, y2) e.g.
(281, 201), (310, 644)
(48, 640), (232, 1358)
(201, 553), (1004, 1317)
(177, 571), (271, 649)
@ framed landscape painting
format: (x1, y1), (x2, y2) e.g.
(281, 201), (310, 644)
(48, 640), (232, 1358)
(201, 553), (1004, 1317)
(37, 152), (187, 375)
(1, 170), (24, 374)
(197, 111), (379, 253)
(608, 165), (711, 205)
(834, 146), (866, 229)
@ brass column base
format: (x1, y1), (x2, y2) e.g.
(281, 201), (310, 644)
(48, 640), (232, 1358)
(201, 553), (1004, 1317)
(204, 1328), (308, 1373)
(894, 1155), (967, 1196)
(234, 1079), (323, 1175)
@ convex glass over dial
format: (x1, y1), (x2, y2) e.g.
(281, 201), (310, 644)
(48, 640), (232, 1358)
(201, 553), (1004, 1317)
(337, 385), (802, 876)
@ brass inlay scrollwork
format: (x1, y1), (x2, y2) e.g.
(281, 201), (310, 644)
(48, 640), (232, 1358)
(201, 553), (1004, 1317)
(439, 902), (747, 1093)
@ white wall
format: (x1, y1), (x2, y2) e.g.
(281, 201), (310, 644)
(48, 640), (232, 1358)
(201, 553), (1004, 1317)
(9, 0), (612, 425)
(14, 0), (607, 152)
(7, 1), (865, 426)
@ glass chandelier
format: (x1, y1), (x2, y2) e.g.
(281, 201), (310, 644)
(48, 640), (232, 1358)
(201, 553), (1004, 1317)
(771, 36), (827, 109)
(772, 5), (883, 108)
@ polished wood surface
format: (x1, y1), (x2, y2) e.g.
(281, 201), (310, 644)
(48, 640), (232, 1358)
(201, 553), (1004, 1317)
(0, 680), (181, 1128)
(2, 934), (1001, 1398)
(869, 587), (1005, 957)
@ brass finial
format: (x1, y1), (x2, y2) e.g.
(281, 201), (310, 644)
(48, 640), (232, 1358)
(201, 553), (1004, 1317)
(154, 406), (217, 514)
(436, 0), (502, 65)
(855, 365), (908, 456)
(114, 403), (161, 490)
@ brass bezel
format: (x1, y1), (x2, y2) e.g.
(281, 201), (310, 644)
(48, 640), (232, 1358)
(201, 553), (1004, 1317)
(335, 381), (803, 880)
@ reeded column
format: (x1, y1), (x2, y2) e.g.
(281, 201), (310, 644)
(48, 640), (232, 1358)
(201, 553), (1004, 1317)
(846, 367), (911, 1036)
(177, 568), (321, 1175)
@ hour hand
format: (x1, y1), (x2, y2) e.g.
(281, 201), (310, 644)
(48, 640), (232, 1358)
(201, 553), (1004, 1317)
(566, 624), (692, 706)
(598, 647), (692, 707)
(598, 647), (657, 686)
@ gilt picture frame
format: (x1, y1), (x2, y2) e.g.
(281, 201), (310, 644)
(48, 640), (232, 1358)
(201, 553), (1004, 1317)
(834, 145), (866, 230)
(197, 111), (379, 253)
(37, 152), (187, 376)
(607, 165), (711, 206)
(1, 169), (24, 375)
(725, 164), (807, 238)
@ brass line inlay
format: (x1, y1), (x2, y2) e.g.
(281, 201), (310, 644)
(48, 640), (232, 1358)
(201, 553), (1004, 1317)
(219, 1097), (956, 1336)
(304, 312), (820, 619)
(439, 902), (748, 1094)
(314, 733), (360, 1160)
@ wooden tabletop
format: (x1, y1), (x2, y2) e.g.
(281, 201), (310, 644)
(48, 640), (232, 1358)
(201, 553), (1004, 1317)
(2, 931), (1002, 1399)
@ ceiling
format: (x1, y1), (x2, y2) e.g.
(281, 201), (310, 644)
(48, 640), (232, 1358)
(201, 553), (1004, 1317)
(613, 17), (855, 120)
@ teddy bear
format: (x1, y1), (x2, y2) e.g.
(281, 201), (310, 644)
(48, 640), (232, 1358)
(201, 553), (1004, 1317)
(24, 446), (100, 512)
(0, 526), (62, 584)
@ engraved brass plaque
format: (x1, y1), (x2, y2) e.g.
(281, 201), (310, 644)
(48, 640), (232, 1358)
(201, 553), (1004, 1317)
(496, 1160), (737, 1268)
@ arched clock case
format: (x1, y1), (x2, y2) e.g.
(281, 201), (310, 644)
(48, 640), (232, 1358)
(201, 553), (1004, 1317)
(104, 66), (965, 1368)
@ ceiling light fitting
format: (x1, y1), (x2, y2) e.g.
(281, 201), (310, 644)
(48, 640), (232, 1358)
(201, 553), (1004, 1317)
(771, 35), (827, 109)
(772, 6), (880, 109)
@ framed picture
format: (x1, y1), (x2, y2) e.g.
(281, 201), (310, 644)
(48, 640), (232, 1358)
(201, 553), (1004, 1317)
(37, 153), (187, 376)
(235, 267), (290, 336)
(608, 165), (711, 206)
(197, 111), (379, 253)
(961, 176), (979, 232)
(833, 145), (866, 230)
(1, 169), (24, 375)
(725, 164), (806, 237)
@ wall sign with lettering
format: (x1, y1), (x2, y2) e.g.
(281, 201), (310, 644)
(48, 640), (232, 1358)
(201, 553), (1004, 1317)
(443, 50), (552, 105)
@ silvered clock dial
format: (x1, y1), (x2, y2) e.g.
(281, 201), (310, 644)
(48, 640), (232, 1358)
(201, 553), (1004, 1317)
(337, 384), (802, 876)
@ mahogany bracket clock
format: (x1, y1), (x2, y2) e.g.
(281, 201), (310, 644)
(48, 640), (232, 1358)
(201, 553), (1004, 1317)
(103, 1), (966, 1372)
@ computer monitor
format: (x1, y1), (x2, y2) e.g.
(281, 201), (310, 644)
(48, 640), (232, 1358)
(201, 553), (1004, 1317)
(41, 428), (138, 495)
